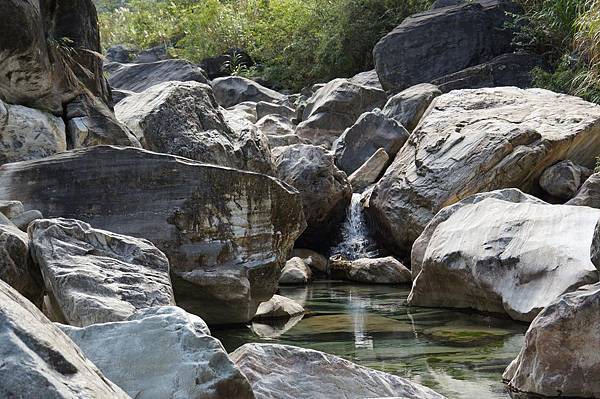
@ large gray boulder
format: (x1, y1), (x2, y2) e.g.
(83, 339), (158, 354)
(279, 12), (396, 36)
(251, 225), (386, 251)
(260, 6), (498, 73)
(348, 70), (383, 90)
(539, 160), (592, 201)
(60, 306), (255, 399)
(381, 83), (441, 132)
(273, 144), (351, 249)
(330, 256), (411, 284)
(503, 283), (600, 397)
(369, 87), (600, 254)
(296, 79), (387, 147)
(106, 59), (209, 93)
(279, 257), (312, 285)
(408, 189), (600, 322)
(0, 100), (66, 166)
(0, 279), (130, 398)
(373, 0), (518, 92)
(0, 146), (305, 324)
(568, 173), (600, 208)
(332, 109), (408, 175)
(116, 81), (272, 174)
(212, 76), (284, 108)
(230, 343), (446, 399)
(30, 218), (175, 327)
(254, 295), (304, 320)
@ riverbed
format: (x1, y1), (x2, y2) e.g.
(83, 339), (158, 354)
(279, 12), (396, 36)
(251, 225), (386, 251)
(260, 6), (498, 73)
(213, 281), (528, 399)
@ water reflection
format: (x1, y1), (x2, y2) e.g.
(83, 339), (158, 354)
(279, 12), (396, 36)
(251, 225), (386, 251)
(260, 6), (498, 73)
(213, 282), (527, 399)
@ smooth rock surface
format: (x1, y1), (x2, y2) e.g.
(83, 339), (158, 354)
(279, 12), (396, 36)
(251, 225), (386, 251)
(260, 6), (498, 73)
(213, 76), (284, 108)
(539, 160), (592, 201)
(348, 70), (383, 90)
(279, 257), (312, 285)
(30, 218), (175, 327)
(231, 343), (446, 399)
(348, 148), (390, 192)
(227, 101), (258, 123)
(568, 173), (600, 208)
(12, 209), (43, 231)
(369, 87), (600, 253)
(254, 295), (304, 320)
(256, 101), (295, 120)
(60, 306), (255, 399)
(291, 249), (329, 273)
(408, 189), (600, 322)
(0, 146), (305, 324)
(382, 83), (441, 132)
(330, 256), (412, 284)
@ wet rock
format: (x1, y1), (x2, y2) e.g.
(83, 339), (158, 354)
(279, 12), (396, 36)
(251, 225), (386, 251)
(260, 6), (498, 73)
(568, 172), (600, 208)
(330, 256), (411, 284)
(60, 306), (255, 399)
(539, 160), (592, 201)
(30, 218), (175, 327)
(231, 343), (446, 399)
(369, 87), (600, 254)
(382, 83), (441, 132)
(11, 210), (43, 231)
(333, 109), (408, 175)
(0, 279), (130, 398)
(291, 249), (328, 274)
(106, 59), (209, 93)
(213, 76), (284, 108)
(279, 257), (312, 285)
(254, 295), (304, 320)
(0, 146), (305, 324)
(256, 101), (295, 120)
(408, 189), (600, 322)
(0, 100), (66, 166)
(348, 148), (390, 192)
(348, 70), (383, 90)
(273, 144), (352, 249)
(503, 283), (600, 397)
(296, 79), (388, 147)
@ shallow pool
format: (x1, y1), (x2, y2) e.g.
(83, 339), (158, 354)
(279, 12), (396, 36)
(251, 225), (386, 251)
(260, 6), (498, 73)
(213, 281), (528, 399)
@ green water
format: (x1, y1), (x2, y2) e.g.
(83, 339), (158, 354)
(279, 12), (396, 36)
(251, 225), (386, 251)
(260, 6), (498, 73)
(213, 281), (528, 399)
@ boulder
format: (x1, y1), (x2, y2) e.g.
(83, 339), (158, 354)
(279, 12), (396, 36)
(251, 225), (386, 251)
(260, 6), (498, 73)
(381, 83), (441, 132)
(296, 79), (388, 147)
(11, 209), (43, 231)
(105, 44), (136, 63)
(539, 160), (592, 201)
(0, 146), (305, 324)
(273, 144), (352, 249)
(0, 100), (66, 166)
(373, 0), (519, 92)
(256, 101), (295, 120)
(230, 343), (446, 399)
(348, 70), (383, 90)
(267, 134), (304, 148)
(256, 115), (296, 136)
(291, 248), (329, 274)
(0, 224), (43, 305)
(0, 200), (24, 220)
(0, 279), (130, 398)
(199, 48), (253, 80)
(348, 148), (390, 192)
(369, 87), (600, 254)
(330, 256), (412, 284)
(408, 189), (600, 322)
(212, 76), (284, 108)
(333, 109), (408, 175)
(106, 59), (209, 93)
(279, 257), (312, 285)
(253, 295), (304, 320)
(568, 173), (600, 208)
(134, 45), (169, 63)
(60, 306), (255, 399)
(503, 283), (600, 397)
(227, 101), (258, 123)
(30, 218), (175, 327)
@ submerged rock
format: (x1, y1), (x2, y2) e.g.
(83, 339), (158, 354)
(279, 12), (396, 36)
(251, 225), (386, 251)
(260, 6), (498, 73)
(254, 295), (304, 320)
(60, 306), (255, 399)
(279, 257), (312, 285)
(0, 146), (305, 324)
(330, 256), (411, 284)
(212, 76), (284, 108)
(230, 343), (446, 399)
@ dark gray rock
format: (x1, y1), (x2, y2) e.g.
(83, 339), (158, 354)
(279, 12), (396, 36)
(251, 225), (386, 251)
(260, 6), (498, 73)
(11, 210), (43, 231)
(539, 160), (592, 201)
(133, 45), (169, 63)
(106, 44), (136, 63)
(431, 0), (466, 8)
(110, 89), (135, 106)
(199, 48), (253, 79)
(382, 83), (441, 132)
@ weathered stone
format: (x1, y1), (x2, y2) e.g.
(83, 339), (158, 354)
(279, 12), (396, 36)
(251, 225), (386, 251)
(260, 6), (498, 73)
(227, 101), (258, 123)
(348, 148), (390, 192)
(291, 248), (329, 273)
(110, 89), (135, 106)
(568, 172), (600, 208)
(12, 209), (43, 231)
(254, 295), (304, 320)
(273, 144), (351, 249)
(60, 306), (255, 399)
(267, 134), (304, 148)
(0, 200), (24, 220)
(296, 79), (388, 147)
(106, 44), (136, 63)
(133, 45), (169, 63)
(106, 59), (209, 93)
(30, 218), (175, 327)
(0, 100), (66, 165)
(382, 83), (441, 132)
(0, 279), (130, 398)
(408, 189), (600, 322)
(231, 343), (446, 399)
(369, 87), (600, 254)
(539, 160), (592, 201)
(373, 0), (518, 92)
(333, 109), (408, 175)
(503, 283), (600, 398)
(0, 146), (305, 324)
(256, 101), (295, 120)
(279, 257), (312, 285)
(331, 256), (411, 284)
(213, 76), (284, 108)
(348, 70), (383, 90)
(256, 115), (296, 137)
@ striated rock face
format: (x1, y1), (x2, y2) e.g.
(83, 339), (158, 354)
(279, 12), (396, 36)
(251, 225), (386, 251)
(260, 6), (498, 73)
(0, 279), (130, 399)
(330, 256), (411, 284)
(0, 146), (305, 324)
(273, 144), (351, 249)
(0, 100), (66, 166)
(213, 76), (284, 108)
(568, 172), (600, 208)
(29, 218), (175, 327)
(369, 87), (600, 254)
(231, 343), (446, 399)
(539, 160), (592, 201)
(381, 83), (441, 132)
(60, 306), (255, 399)
(254, 295), (304, 320)
(373, 0), (518, 92)
(106, 59), (209, 93)
(408, 189), (600, 322)
(296, 79), (388, 147)
(503, 283), (600, 397)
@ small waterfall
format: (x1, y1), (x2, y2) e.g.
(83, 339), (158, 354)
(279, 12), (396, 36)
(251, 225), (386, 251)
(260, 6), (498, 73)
(330, 193), (379, 260)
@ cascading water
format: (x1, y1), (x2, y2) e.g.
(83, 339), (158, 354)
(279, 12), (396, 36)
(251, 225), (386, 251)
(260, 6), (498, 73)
(330, 193), (380, 260)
